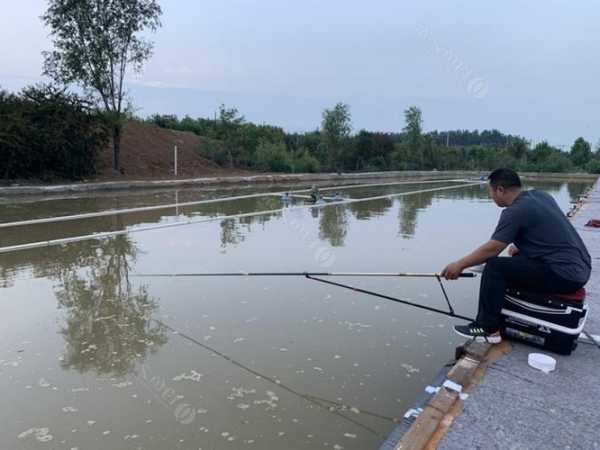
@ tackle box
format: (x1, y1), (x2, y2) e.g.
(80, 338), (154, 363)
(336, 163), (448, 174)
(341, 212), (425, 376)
(500, 288), (588, 355)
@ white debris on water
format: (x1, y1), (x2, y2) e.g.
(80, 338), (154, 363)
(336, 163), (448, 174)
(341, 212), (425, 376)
(401, 363), (420, 374)
(228, 387), (256, 400)
(61, 406), (79, 413)
(313, 367), (324, 372)
(339, 321), (372, 331)
(112, 380), (132, 388)
(236, 403), (250, 410)
(333, 354), (342, 359)
(93, 315), (116, 322)
(173, 370), (203, 383)
(18, 427), (53, 442)
(233, 337), (246, 343)
(344, 433), (357, 439)
(102, 430), (111, 436)
(2, 360), (20, 367)
(87, 421), (96, 426)
(71, 387), (89, 393)
(253, 390), (279, 409)
(80, 344), (97, 354)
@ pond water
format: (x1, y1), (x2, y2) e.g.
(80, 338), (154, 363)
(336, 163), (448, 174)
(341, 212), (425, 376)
(0, 177), (591, 449)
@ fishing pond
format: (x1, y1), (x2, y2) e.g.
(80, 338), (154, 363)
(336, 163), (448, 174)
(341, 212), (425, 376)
(0, 177), (592, 449)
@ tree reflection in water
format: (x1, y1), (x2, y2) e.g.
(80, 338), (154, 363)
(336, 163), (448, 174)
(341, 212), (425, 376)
(319, 205), (349, 247)
(55, 235), (167, 377)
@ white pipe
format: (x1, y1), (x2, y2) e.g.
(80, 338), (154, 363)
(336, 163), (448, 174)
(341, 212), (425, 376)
(0, 182), (482, 254)
(174, 145), (178, 177)
(0, 179), (468, 229)
(0, 192), (282, 229)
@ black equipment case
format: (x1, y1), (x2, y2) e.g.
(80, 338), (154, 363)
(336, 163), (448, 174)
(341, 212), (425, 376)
(501, 288), (588, 355)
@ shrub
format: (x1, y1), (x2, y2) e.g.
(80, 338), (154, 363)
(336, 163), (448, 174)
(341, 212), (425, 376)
(0, 84), (108, 180)
(293, 150), (321, 173)
(254, 140), (293, 172)
(585, 159), (600, 174)
(537, 153), (573, 173)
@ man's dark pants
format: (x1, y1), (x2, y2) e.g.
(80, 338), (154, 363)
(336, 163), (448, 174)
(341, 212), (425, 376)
(477, 256), (584, 332)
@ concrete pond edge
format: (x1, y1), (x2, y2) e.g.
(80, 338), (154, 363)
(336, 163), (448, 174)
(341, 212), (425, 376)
(1, 170), (596, 196)
(393, 340), (511, 450)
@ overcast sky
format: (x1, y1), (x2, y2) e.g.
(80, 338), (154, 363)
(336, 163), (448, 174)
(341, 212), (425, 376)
(1, 0), (598, 147)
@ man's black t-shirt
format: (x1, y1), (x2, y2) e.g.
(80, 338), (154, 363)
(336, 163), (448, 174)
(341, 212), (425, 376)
(491, 190), (591, 284)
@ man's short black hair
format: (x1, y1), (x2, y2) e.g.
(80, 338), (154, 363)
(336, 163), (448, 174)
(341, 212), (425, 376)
(488, 168), (521, 189)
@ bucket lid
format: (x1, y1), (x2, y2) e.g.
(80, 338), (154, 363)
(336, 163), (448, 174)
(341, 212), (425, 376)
(528, 353), (556, 373)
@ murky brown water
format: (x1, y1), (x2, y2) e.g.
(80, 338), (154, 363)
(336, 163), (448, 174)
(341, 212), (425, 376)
(0, 178), (591, 449)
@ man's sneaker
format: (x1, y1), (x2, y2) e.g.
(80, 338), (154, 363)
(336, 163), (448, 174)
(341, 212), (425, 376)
(454, 322), (502, 344)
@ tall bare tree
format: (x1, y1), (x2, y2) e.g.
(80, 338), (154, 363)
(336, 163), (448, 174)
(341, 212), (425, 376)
(42, 0), (162, 172)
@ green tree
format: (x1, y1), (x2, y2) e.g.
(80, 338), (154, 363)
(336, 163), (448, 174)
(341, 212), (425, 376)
(570, 137), (592, 168)
(42, 0), (162, 172)
(216, 104), (246, 167)
(403, 106), (423, 166)
(321, 103), (352, 171)
(528, 141), (555, 164)
(507, 139), (528, 160)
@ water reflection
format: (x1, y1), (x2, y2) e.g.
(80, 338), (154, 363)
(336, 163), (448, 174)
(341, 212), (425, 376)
(0, 181), (590, 281)
(398, 191), (436, 237)
(55, 236), (168, 377)
(319, 206), (349, 247)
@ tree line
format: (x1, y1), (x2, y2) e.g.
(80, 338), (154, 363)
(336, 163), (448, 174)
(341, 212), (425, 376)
(149, 103), (600, 175)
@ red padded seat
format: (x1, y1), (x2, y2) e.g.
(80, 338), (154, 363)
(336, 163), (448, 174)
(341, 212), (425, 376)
(554, 288), (586, 302)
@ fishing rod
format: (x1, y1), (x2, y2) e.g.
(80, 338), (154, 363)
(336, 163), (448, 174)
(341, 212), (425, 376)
(133, 271), (475, 278)
(133, 271), (476, 321)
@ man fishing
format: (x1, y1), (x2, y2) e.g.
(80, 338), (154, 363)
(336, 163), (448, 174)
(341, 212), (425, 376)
(441, 168), (591, 343)
(310, 185), (321, 203)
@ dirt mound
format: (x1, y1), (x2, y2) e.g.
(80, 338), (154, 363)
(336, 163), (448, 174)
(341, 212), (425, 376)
(96, 121), (252, 180)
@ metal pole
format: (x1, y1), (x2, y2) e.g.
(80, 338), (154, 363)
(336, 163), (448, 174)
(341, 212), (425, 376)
(174, 145), (178, 177)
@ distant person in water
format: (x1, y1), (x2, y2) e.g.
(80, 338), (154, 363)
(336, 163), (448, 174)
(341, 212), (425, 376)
(441, 168), (591, 343)
(310, 185), (320, 202)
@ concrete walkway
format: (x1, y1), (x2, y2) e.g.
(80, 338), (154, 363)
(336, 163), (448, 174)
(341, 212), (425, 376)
(439, 182), (600, 450)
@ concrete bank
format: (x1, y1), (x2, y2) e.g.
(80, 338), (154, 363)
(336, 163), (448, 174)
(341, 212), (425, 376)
(1, 171), (596, 197)
(389, 179), (600, 450)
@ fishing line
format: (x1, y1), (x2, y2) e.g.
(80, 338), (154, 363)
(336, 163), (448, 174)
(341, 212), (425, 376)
(154, 318), (396, 436)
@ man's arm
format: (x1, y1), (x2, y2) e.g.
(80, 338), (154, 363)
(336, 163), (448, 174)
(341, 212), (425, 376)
(441, 240), (508, 279)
